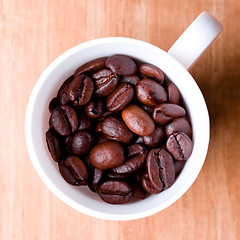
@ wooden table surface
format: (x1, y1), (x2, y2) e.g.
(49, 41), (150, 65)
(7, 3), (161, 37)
(1, 0), (239, 239)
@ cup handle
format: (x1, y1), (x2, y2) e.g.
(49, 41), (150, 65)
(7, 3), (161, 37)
(168, 12), (223, 70)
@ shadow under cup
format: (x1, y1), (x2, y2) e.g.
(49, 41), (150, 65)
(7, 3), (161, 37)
(26, 38), (210, 220)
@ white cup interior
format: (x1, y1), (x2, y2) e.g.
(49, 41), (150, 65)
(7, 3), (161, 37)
(25, 37), (210, 220)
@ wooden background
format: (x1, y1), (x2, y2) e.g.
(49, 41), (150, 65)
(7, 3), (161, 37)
(1, 0), (239, 239)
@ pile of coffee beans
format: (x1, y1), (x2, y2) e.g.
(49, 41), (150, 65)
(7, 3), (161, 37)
(46, 55), (193, 204)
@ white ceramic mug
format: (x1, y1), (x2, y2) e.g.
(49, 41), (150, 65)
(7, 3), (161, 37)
(25, 12), (222, 220)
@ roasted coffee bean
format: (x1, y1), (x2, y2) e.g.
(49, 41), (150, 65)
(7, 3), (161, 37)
(174, 160), (186, 177)
(48, 97), (60, 112)
(68, 74), (94, 108)
(105, 55), (137, 75)
(97, 134), (109, 144)
(139, 63), (164, 84)
(152, 103), (186, 125)
(59, 156), (88, 185)
(69, 130), (95, 155)
(57, 75), (74, 98)
(140, 104), (154, 114)
(50, 105), (78, 136)
(133, 135), (144, 144)
(89, 141), (125, 170)
(74, 57), (107, 76)
(99, 180), (132, 204)
(141, 171), (161, 194)
(106, 83), (134, 112)
(165, 117), (192, 138)
(167, 82), (180, 104)
(147, 148), (175, 191)
(128, 181), (147, 199)
(166, 132), (193, 161)
(107, 171), (130, 179)
(84, 98), (104, 119)
(122, 104), (155, 136)
(143, 126), (165, 148)
(121, 75), (140, 86)
(46, 129), (63, 162)
(136, 79), (167, 107)
(78, 112), (93, 130)
(112, 144), (147, 175)
(88, 167), (104, 192)
(101, 115), (133, 144)
(92, 69), (119, 97)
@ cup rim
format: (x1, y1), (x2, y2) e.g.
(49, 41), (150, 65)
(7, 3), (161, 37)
(25, 37), (210, 220)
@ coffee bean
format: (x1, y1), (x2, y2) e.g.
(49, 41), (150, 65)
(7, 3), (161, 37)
(99, 180), (132, 204)
(50, 105), (78, 136)
(174, 160), (186, 176)
(59, 156), (88, 185)
(57, 75), (74, 98)
(143, 126), (165, 148)
(89, 141), (125, 170)
(112, 144), (147, 175)
(147, 148), (175, 191)
(153, 103), (186, 125)
(88, 167), (104, 192)
(101, 115), (133, 144)
(92, 69), (119, 97)
(48, 97), (60, 112)
(107, 171), (130, 179)
(97, 134), (109, 144)
(133, 135), (144, 144)
(165, 117), (192, 138)
(141, 171), (161, 194)
(84, 98), (104, 119)
(106, 83), (134, 112)
(140, 104), (154, 114)
(167, 82), (180, 104)
(139, 63), (164, 84)
(128, 181), (147, 199)
(46, 129), (63, 162)
(69, 130), (95, 156)
(74, 57), (107, 76)
(105, 55), (137, 75)
(68, 74), (94, 108)
(136, 78), (167, 107)
(122, 104), (155, 136)
(78, 112), (93, 130)
(166, 132), (193, 161)
(121, 75), (140, 86)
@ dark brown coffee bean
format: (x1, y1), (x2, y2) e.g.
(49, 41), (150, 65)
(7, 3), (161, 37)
(106, 83), (134, 112)
(57, 75), (74, 98)
(153, 103), (186, 125)
(128, 181), (147, 199)
(166, 132), (193, 161)
(174, 160), (186, 177)
(143, 126), (165, 148)
(107, 171), (130, 179)
(97, 134), (109, 144)
(122, 104), (155, 136)
(59, 156), (88, 185)
(133, 135), (144, 144)
(74, 57), (107, 76)
(112, 144), (147, 175)
(50, 105), (78, 136)
(136, 79), (167, 107)
(68, 74), (94, 108)
(78, 112), (93, 130)
(84, 98), (104, 119)
(69, 130), (95, 156)
(165, 117), (192, 138)
(140, 104), (154, 114)
(102, 115), (133, 144)
(147, 148), (175, 191)
(105, 55), (137, 75)
(139, 63), (164, 84)
(141, 171), (161, 194)
(48, 97), (60, 112)
(92, 69), (119, 97)
(121, 75), (140, 86)
(167, 82), (180, 104)
(88, 167), (104, 192)
(99, 180), (132, 204)
(89, 141), (125, 170)
(46, 129), (63, 162)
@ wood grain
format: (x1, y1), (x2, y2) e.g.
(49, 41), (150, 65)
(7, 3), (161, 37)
(1, 0), (239, 239)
